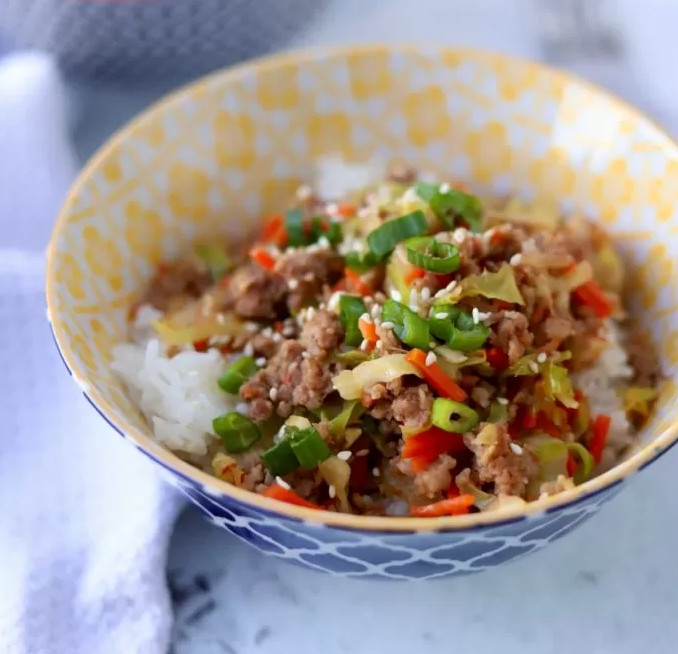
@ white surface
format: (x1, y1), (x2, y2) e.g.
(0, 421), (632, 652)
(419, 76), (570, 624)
(0, 53), (182, 654)
(63, 1), (678, 653)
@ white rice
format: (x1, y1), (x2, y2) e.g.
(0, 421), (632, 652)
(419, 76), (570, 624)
(572, 319), (634, 471)
(111, 337), (237, 456)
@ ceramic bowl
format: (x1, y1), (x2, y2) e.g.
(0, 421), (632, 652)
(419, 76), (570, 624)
(47, 45), (678, 580)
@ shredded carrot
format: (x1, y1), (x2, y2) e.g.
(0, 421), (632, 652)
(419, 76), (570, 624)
(492, 299), (514, 311)
(485, 346), (509, 371)
(344, 268), (371, 296)
(332, 279), (347, 293)
(193, 339), (209, 353)
(535, 412), (563, 439)
(334, 202), (357, 219)
(410, 494), (475, 518)
(261, 214), (286, 245)
(588, 414), (611, 464)
(566, 453), (578, 477)
(522, 409), (538, 430)
(250, 247), (276, 271)
(402, 426), (467, 467)
(404, 267), (426, 285)
(261, 484), (324, 510)
(405, 348), (467, 401)
(446, 483), (461, 499)
(358, 317), (378, 344)
(573, 280), (614, 318)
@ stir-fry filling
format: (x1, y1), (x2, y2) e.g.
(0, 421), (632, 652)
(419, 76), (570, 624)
(127, 164), (661, 517)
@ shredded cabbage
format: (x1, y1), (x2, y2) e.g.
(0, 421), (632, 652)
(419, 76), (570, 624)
(333, 349), (370, 367)
(622, 387), (657, 421)
(507, 351), (571, 376)
(212, 453), (245, 486)
(442, 264), (525, 306)
(523, 434), (568, 482)
(476, 423), (499, 446)
(456, 470), (496, 510)
(592, 244), (624, 294)
(434, 347), (487, 379)
(542, 361), (577, 409)
(328, 400), (363, 437)
(487, 400), (508, 424)
(319, 456), (352, 513)
(548, 260), (593, 294)
(153, 304), (243, 346)
(486, 196), (562, 231)
(332, 354), (422, 400)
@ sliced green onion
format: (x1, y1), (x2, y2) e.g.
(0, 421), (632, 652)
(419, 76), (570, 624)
(324, 221), (343, 245)
(487, 400), (508, 424)
(566, 442), (595, 485)
(428, 304), (461, 341)
(217, 356), (259, 394)
(414, 182), (482, 232)
(381, 298), (407, 325)
(428, 304), (489, 351)
(213, 412), (261, 453)
(260, 439), (299, 477)
(382, 299), (430, 350)
(366, 210), (429, 258)
(332, 349), (370, 367)
(431, 398), (479, 433)
(360, 415), (391, 456)
(328, 400), (363, 437)
(344, 250), (383, 272)
(406, 236), (460, 273)
(338, 295), (367, 346)
(194, 243), (232, 280)
(393, 310), (430, 350)
(285, 208), (307, 247)
(290, 427), (332, 469)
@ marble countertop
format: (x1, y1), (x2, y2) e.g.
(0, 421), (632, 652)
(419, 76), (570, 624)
(67, 1), (678, 652)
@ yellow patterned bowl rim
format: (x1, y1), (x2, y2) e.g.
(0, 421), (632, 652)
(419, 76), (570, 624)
(46, 43), (678, 533)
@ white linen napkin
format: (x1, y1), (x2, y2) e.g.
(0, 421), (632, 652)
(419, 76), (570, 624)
(0, 52), (183, 654)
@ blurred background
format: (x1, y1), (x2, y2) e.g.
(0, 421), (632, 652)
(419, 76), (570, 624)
(0, 0), (676, 159)
(1, 1), (676, 653)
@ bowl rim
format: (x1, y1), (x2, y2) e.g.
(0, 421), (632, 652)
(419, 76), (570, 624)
(47, 42), (678, 533)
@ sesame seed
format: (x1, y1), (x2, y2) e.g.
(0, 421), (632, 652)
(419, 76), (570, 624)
(255, 357), (266, 366)
(272, 332), (283, 343)
(439, 182), (450, 193)
(356, 449), (369, 457)
(288, 278), (299, 290)
(497, 397), (509, 405)
(510, 443), (523, 455)
(269, 388), (278, 401)
(391, 290), (402, 302)
(325, 202), (338, 215)
(317, 236), (331, 248)
(261, 326), (273, 338)
(328, 292), (342, 311)
(296, 184), (312, 201)
(337, 450), (352, 461)
(372, 467), (381, 477)
(304, 272), (315, 282)
(446, 280), (458, 291)
(216, 313), (226, 325)
(360, 339), (370, 352)
(243, 343), (254, 357)
(245, 322), (258, 333)
(306, 307), (316, 319)
(434, 312), (447, 319)
(453, 227), (468, 243)
(434, 288), (449, 299)
(529, 361), (539, 373)
(425, 351), (437, 366)
(364, 296), (374, 305)
(328, 485), (336, 498)
(537, 352), (547, 363)
(409, 288), (418, 305)
(472, 307), (480, 324)
(275, 476), (291, 489)
(370, 304), (382, 319)
(282, 326), (295, 337)
(302, 351), (311, 359)
(420, 287), (431, 301)
(381, 321), (395, 329)
(375, 339), (383, 351)
(510, 253), (522, 265)
(360, 312), (372, 324)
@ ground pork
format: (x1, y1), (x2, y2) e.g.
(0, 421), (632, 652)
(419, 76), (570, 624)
(299, 309), (344, 360)
(230, 331), (280, 359)
(274, 248), (343, 313)
(414, 454), (457, 499)
(491, 311), (533, 365)
(361, 378), (433, 428)
(240, 340), (338, 421)
(464, 422), (537, 497)
(143, 260), (212, 311)
(627, 326), (661, 386)
(374, 322), (402, 353)
(227, 263), (287, 320)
